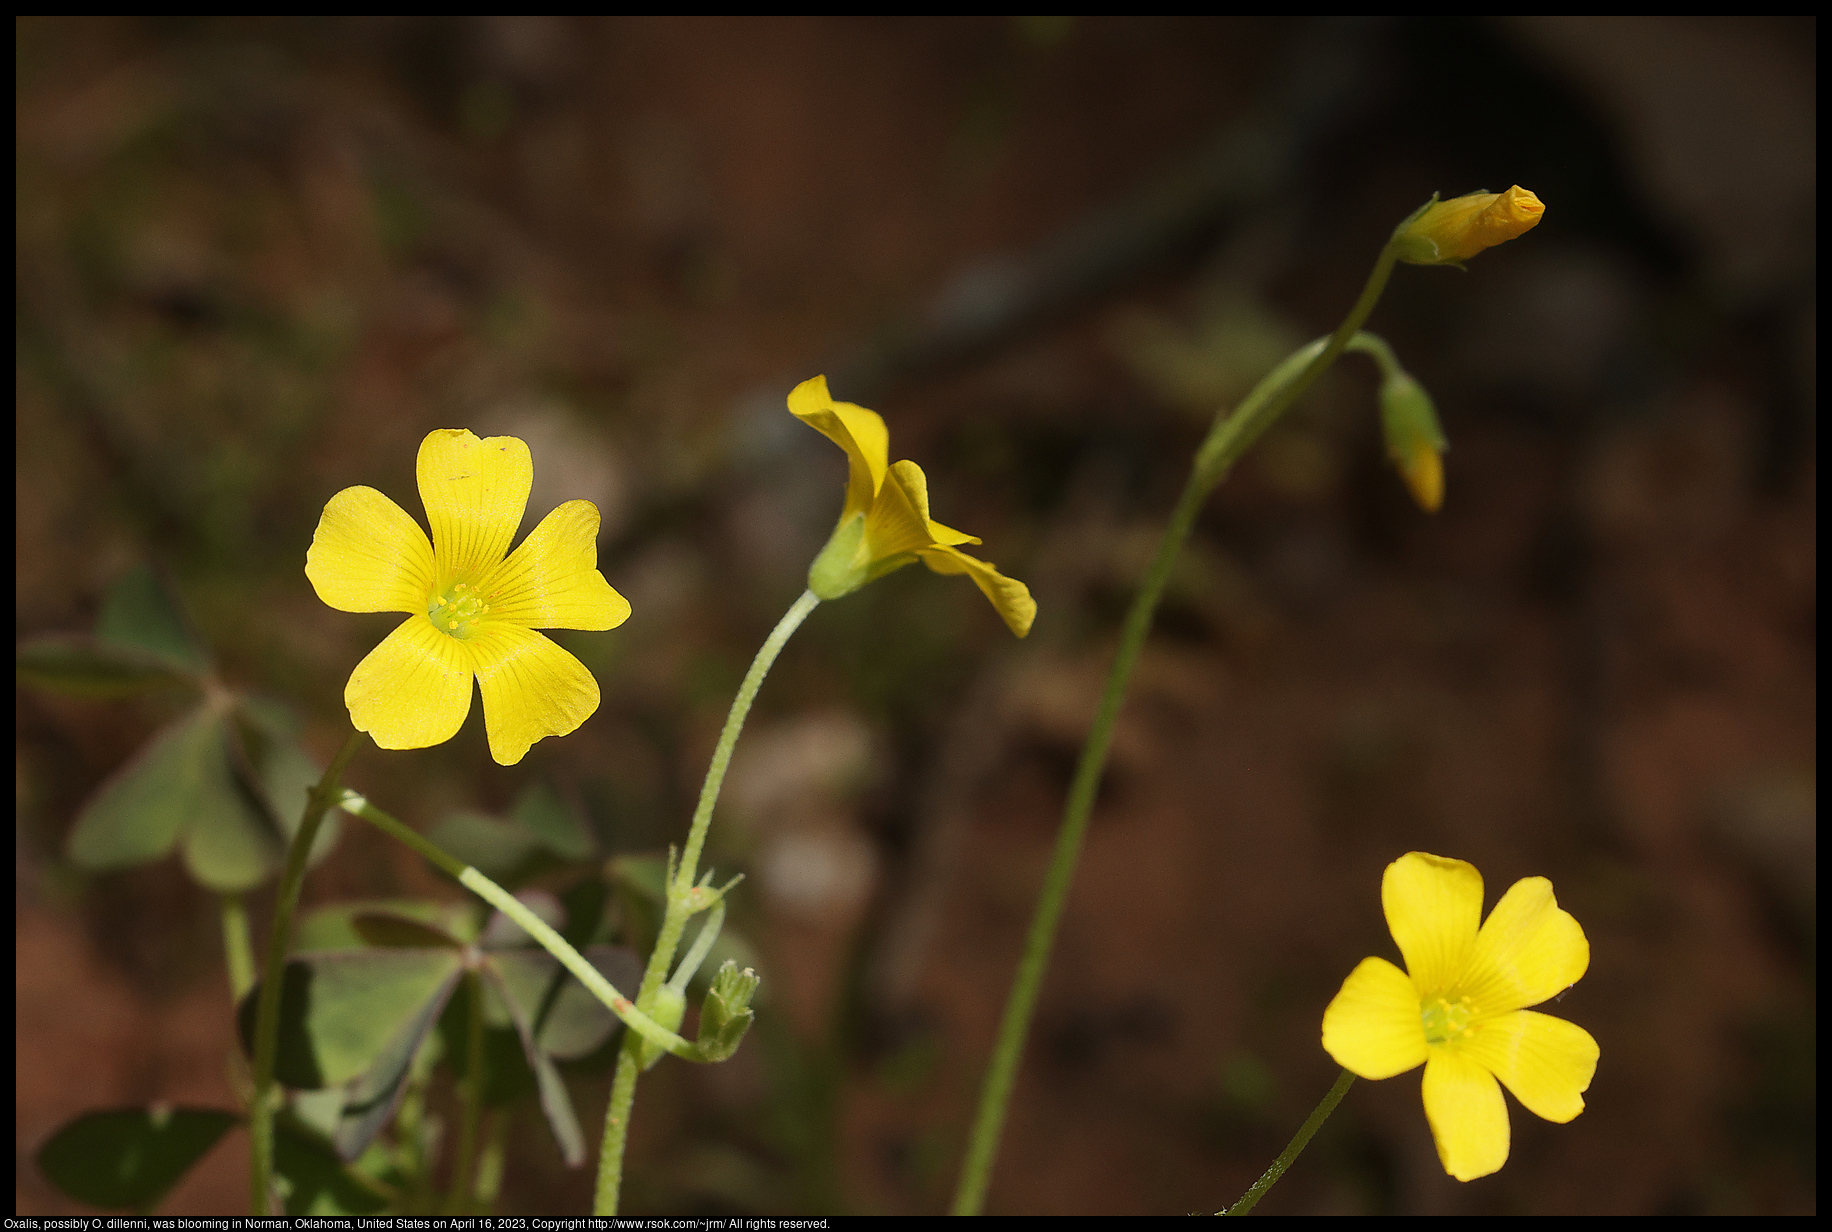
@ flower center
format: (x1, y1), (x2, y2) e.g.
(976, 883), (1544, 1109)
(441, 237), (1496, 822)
(1420, 994), (1475, 1046)
(428, 581), (490, 640)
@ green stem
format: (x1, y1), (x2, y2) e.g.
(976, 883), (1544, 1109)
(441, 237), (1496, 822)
(595, 587), (821, 1216)
(249, 727), (364, 1215)
(1221, 1069), (1356, 1215)
(951, 233), (1408, 1217)
(446, 971), (486, 1215)
(221, 894), (255, 1004)
(473, 1110), (508, 1209)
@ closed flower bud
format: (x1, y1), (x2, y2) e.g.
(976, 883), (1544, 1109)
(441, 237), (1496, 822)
(1396, 186), (1543, 267)
(1379, 369), (1448, 513)
(696, 960), (761, 1063)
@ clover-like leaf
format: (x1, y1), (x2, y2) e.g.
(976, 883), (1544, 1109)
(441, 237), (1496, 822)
(95, 563), (212, 676)
(37, 1106), (237, 1212)
(68, 705), (280, 891)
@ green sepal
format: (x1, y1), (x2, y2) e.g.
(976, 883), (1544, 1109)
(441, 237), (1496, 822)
(808, 513), (870, 599)
(694, 960), (760, 1063)
(1379, 369), (1447, 458)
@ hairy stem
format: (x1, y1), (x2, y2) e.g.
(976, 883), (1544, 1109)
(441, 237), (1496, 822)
(249, 727), (364, 1215)
(595, 588), (821, 1215)
(1222, 1069), (1356, 1215)
(952, 231), (1406, 1216)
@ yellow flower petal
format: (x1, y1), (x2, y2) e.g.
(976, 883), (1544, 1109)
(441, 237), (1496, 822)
(1462, 1009), (1598, 1125)
(918, 544), (1037, 638)
(305, 486), (437, 613)
(346, 616), (474, 750)
(867, 460), (950, 561)
(788, 375), (890, 524)
(1421, 1047), (1510, 1181)
(1321, 956), (1429, 1080)
(468, 623), (601, 766)
(481, 500), (632, 631)
(1383, 852), (1483, 995)
(417, 429), (532, 580)
(1462, 875), (1589, 1013)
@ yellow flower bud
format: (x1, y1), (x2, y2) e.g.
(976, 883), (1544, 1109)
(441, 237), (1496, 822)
(1396, 186), (1543, 266)
(1379, 369), (1448, 513)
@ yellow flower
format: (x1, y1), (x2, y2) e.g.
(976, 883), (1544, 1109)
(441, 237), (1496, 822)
(306, 429), (631, 766)
(1397, 186), (1544, 266)
(1321, 852), (1598, 1182)
(789, 375), (1036, 638)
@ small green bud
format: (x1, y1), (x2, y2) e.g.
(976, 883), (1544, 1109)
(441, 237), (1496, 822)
(637, 984), (688, 1072)
(1378, 369), (1448, 513)
(695, 960), (761, 1063)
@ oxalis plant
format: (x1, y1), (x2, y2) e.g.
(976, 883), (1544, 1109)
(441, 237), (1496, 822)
(24, 186), (1596, 1217)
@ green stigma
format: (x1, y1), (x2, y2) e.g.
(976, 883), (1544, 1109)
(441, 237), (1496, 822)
(1420, 995), (1474, 1046)
(428, 580), (490, 639)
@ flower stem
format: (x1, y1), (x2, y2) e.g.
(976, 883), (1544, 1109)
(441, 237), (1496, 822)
(338, 792), (698, 1061)
(950, 233), (1407, 1216)
(446, 971), (486, 1214)
(595, 587), (822, 1215)
(248, 726), (365, 1215)
(220, 894), (255, 1004)
(1221, 1069), (1356, 1215)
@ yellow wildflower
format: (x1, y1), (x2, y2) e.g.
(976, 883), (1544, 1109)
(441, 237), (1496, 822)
(1397, 186), (1544, 266)
(790, 375), (1036, 638)
(1321, 852), (1598, 1181)
(306, 429), (631, 766)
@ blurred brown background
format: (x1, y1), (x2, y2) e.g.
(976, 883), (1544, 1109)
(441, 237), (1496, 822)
(15, 16), (1814, 1216)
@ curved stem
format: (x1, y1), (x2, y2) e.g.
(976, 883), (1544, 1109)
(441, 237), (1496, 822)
(951, 235), (1406, 1216)
(595, 588), (821, 1215)
(339, 792), (699, 1061)
(248, 726), (364, 1215)
(220, 894), (255, 1004)
(1221, 1069), (1356, 1215)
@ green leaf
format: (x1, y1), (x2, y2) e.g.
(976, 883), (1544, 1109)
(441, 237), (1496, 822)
(427, 811), (546, 886)
(559, 876), (612, 948)
(68, 706), (279, 890)
(478, 888), (565, 949)
(272, 1117), (389, 1215)
(611, 853), (668, 902)
(479, 961), (585, 1166)
(349, 911), (463, 949)
(610, 854), (668, 956)
(16, 635), (195, 698)
(538, 946), (642, 1061)
(330, 983), (456, 1161)
(297, 900), (477, 952)
(236, 708), (339, 870)
(96, 563), (212, 675)
(513, 779), (596, 861)
(36, 1106), (238, 1212)
(439, 996), (539, 1106)
(238, 950), (464, 1089)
